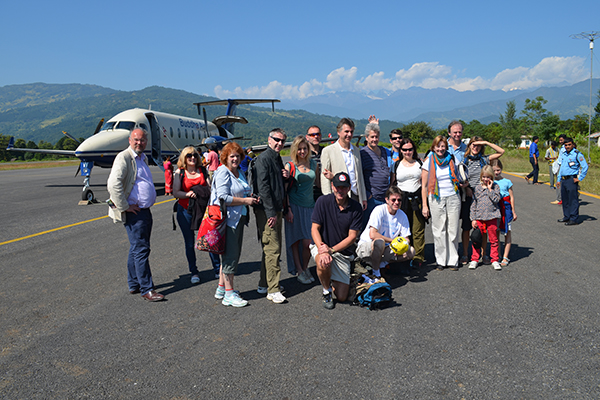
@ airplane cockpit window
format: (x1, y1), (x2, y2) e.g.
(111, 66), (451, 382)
(139, 123), (148, 131)
(116, 121), (136, 131)
(101, 121), (116, 131)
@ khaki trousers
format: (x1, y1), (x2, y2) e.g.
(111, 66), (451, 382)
(254, 209), (282, 294)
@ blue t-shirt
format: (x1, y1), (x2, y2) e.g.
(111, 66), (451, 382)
(529, 142), (539, 158)
(495, 177), (513, 198)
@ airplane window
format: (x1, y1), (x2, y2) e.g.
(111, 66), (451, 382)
(101, 121), (116, 131)
(185, 129), (188, 139)
(178, 128), (181, 138)
(170, 127), (173, 138)
(139, 123), (148, 131)
(116, 121), (136, 131)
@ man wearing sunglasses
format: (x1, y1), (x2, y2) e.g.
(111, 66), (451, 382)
(356, 186), (415, 278)
(306, 125), (324, 201)
(253, 128), (290, 303)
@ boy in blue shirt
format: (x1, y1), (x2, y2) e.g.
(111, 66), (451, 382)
(557, 137), (588, 225)
(525, 136), (539, 184)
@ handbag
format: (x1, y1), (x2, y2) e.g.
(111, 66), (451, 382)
(195, 200), (226, 254)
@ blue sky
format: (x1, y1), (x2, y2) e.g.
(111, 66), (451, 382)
(1, 0), (599, 101)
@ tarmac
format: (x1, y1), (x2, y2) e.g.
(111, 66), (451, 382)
(1, 165), (600, 399)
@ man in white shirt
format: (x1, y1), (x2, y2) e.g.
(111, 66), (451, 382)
(356, 186), (415, 277)
(320, 118), (367, 210)
(107, 129), (163, 301)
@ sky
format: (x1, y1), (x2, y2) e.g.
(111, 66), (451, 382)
(1, 0), (599, 101)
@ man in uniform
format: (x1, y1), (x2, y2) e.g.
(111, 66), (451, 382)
(557, 137), (588, 225)
(107, 128), (164, 301)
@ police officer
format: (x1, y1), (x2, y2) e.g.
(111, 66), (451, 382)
(556, 137), (588, 225)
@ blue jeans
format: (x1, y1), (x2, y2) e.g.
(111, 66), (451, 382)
(124, 208), (155, 295)
(176, 204), (220, 275)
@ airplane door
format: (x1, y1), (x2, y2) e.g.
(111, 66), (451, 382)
(145, 113), (163, 170)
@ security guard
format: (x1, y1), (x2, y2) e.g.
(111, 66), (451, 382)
(556, 137), (588, 225)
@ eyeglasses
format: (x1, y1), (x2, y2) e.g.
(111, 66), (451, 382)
(185, 153), (198, 158)
(401, 147), (414, 152)
(389, 198), (401, 203)
(307, 133), (321, 137)
(270, 136), (285, 143)
(391, 137), (402, 141)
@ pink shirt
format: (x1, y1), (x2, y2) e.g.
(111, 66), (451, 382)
(205, 150), (219, 171)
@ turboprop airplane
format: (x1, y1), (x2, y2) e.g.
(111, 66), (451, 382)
(7, 99), (280, 203)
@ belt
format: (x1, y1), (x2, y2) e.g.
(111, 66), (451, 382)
(561, 175), (576, 180)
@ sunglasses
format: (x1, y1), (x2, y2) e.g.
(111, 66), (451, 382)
(389, 198), (402, 203)
(185, 153), (198, 158)
(270, 136), (285, 143)
(401, 147), (414, 152)
(391, 137), (402, 141)
(307, 133), (321, 137)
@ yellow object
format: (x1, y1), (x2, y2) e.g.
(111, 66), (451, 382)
(390, 236), (409, 255)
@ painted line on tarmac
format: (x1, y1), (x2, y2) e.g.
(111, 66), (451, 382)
(0, 198), (175, 247)
(504, 171), (600, 200)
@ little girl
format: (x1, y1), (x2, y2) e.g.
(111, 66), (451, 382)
(490, 159), (517, 267)
(468, 165), (502, 270)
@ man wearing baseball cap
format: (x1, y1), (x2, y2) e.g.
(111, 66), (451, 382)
(310, 172), (363, 309)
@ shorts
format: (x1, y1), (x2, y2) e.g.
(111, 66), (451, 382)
(356, 240), (396, 264)
(310, 244), (352, 285)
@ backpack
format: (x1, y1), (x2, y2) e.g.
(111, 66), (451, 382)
(356, 282), (393, 310)
(246, 156), (258, 195)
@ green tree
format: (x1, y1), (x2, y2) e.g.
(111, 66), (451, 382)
(499, 100), (520, 146)
(400, 121), (435, 146)
(521, 96), (548, 137)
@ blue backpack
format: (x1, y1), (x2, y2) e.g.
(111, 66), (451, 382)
(357, 282), (393, 310)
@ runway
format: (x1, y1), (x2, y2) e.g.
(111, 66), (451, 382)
(1, 165), (600, 399)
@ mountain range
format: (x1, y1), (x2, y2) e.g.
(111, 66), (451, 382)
(1, 80), (598, 146)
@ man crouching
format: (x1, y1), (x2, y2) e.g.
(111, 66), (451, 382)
(311, 172), (363, 309)
(356, 186), (415, 277)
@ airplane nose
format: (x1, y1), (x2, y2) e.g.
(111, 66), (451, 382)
(75, 130), (131, 162)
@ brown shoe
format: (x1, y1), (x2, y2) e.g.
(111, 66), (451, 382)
(142, 290), (165, 302)
(129, 288), (140, 294)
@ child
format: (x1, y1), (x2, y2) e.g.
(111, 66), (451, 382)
(468, 165), (502, 270)
(491, 159), (517, 267)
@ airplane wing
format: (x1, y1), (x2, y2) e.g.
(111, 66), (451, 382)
(6, 137), (76, 156)
(193, 99), (281, 107)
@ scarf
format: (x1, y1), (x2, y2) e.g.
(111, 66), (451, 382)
(427, 152), (459, 199)
(467, 153), (487, 168)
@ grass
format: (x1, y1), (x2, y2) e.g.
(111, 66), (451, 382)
(494, 148), (600, 196)
(0, 160), (80, 171)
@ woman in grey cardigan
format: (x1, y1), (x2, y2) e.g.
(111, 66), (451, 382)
(211, 142), (259, 307)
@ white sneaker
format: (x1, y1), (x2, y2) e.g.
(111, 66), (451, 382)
(492, 261), (502, 270)
(266, 291), (286, 304)
(222, 292), (248, 307)
(468, 261), (478, 269)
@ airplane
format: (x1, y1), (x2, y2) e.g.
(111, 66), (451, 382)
(7, 99), (280, 203)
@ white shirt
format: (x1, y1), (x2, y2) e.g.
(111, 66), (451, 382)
(422, 156), (455, 198)
(340, 143), (358, 195)
(359, 204), (411, 244)
(126, 148), (156, 208)
(395, 160), (422, 193)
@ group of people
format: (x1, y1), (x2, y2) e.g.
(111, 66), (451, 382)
(112, 116), (587, 309)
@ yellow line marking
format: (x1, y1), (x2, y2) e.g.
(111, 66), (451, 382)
(0, 198), (176, 247)
(503, 171), (600, 200)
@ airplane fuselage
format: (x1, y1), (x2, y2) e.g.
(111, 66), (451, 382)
(74, 108), (230, 167)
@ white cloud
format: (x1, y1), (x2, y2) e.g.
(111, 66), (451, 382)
(214, 56), (587, 100)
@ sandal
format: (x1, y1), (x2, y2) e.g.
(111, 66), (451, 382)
(500, 257), (510, 267)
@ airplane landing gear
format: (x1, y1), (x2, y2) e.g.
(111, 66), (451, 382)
(79, 176), (97, 205)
